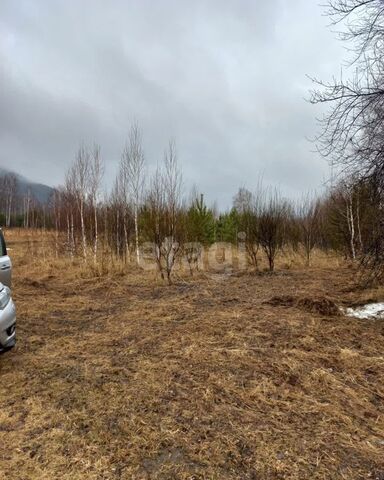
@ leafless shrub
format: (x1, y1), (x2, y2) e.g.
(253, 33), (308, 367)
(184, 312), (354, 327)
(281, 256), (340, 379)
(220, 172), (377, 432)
(233, 187), (261, 270)
(297, 194), (321, 266)
(258, 189), (288, 272)
(143, 141), (183, 284)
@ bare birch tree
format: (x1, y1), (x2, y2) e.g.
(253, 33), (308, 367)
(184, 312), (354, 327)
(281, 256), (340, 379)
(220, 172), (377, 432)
(0, 174), (18, 227)
(67, 146), (90, 260)
(118, 151), (132, 261)
(89, 145), (104, 264)
(52, 188), (62, 258)
(64, 172), (76, 258)
(121, 122), (145, 266)
(23, 189), (31, 228)
(145, 163), (165, 277)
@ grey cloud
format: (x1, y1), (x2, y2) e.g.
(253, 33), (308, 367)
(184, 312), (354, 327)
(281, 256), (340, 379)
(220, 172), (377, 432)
(0, 0), (345, 207)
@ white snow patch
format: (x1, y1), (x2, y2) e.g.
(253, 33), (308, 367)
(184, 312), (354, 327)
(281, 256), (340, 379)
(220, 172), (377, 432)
(343, 303), (384, 319)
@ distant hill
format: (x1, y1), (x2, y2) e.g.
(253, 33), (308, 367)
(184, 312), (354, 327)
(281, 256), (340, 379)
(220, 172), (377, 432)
(0, 168), (54, 204)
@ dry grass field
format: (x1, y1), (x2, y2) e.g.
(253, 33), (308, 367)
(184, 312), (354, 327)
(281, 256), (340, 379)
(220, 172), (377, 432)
(0, 230), (384, 479)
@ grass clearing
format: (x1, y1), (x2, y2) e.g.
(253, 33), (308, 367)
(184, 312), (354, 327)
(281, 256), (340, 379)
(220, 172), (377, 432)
(0, 231), (384, 479)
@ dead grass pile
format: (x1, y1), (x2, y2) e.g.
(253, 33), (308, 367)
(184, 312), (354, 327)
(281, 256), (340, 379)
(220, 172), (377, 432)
(265, 295), (341, 316)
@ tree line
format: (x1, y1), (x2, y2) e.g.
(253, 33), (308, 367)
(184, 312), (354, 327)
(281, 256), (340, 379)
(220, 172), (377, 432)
(310, 0), (384, 283)
(0, 173), (48, 229)
(3, 0), (384, 283)
(0, 123), (380, 283)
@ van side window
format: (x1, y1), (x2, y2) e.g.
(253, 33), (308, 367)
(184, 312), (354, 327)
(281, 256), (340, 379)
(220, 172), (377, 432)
(0, 232), (7, 257)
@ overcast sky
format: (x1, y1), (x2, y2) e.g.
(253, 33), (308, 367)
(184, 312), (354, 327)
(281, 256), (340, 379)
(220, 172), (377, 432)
(0, 0), (346, 208)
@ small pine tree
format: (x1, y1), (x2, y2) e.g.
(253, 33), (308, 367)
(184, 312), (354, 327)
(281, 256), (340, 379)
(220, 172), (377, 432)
(215, 208), (239, 243)
(186, 194), (215, 245)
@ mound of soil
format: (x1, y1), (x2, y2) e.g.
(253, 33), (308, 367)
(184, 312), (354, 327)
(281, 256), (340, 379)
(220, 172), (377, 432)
(296, 297), (341, 316)
(265, 295), (340, 316)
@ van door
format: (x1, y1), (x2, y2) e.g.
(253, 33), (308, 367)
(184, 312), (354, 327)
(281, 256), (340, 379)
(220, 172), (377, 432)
(0, 231), (12, 288)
